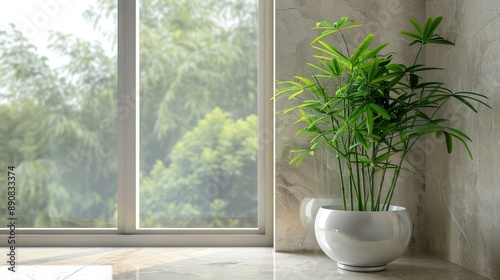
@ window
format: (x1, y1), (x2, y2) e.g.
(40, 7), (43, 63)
(0, 0), (273, 246)
(0, 1), (118, 229)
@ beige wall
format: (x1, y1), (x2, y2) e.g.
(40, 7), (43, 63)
(424, 0), (500, 279)
(275, 0), (500, 279)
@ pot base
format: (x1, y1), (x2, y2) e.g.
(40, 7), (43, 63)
(337, 263), (387, 272)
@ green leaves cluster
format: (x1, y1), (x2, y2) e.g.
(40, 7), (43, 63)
(276, 17), (490, 211)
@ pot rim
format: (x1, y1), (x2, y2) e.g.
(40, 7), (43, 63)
(320, 205), (407, 212)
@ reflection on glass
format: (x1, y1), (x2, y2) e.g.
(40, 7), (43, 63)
(0, 1), (117, 228)
(139, 0), (259, 228)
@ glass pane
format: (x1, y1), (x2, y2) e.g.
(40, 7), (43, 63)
(0, 1), (117, 228)
(139, 0), (259, 228)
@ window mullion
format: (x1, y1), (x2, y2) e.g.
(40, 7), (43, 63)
(117, 0), (139, 234)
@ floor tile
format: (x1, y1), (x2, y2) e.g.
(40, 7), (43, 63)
(0, 248), (490, 280)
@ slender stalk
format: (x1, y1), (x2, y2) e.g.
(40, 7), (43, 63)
(375, 138), (393, 211)
(350, 175), (354, 211)
(382, 44), (426, 210)
(369, 142), (377, 210)
(382, 153), (404, 210)
(361, 154), (366, 209)
(413, 43), (424, 66)
(325, 151), (329, 197)
(337, 154), (347, 210)
(382, 41), (435, 210)
(354, 143), (363, 209)
(347, 141), (362, 210)
(339, 30), (351, 57)
(384, 128), (428, 210)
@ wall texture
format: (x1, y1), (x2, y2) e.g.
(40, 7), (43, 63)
(424, 1), (500, 279)
(275, 0), (500, 279)
(275, 0), (426, 252)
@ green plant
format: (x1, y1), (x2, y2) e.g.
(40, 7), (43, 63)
(275, 17), (490, 211)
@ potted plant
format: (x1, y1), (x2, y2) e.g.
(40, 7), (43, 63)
(275, 17), (489, 271)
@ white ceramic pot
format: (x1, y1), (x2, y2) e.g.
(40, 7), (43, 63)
(314, 205), (412, 272)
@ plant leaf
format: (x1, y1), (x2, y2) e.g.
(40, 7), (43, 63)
(311, 30), (335, 45)
(360, 43), (390, 61)
(399, 30), (422, 42)
(423, 16), (443, 42)
(374, 152), (396, 163)
(314, 42), (350, 64)
(354, 129), (369, 150)
(409, 18), (423, 34)
(367, 58), (379, 83)
(289, 149), (310, 166)
(444, 131), (453, 153)
(350, 34), (374, 65)
(371, 73), (400, 84)
(368, 103), (391, 119)
(365, 106), (374, 135)
(410, 73), (419, 88)
(446, 127), (472, 142)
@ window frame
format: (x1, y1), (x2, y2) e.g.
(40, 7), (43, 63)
(0, 0), (273, 247)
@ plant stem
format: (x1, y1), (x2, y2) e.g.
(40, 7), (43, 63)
(354, 141), (363, 209)
(347, 143), (361, 210)
(375, 138), (393, 211)
(369, 142), (377, 210)
(413, 44), (424, 66)
(361, 154), (366, 209)
(382, 156), (403, 210)
(337, 154), (347, 210)
(339, 30), (351, 57)
(384, 120), (428, 210)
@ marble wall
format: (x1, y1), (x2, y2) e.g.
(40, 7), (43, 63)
(424, 1), (500, 279)
(275, 1), (500, 278)
(275, 0), (426, 252)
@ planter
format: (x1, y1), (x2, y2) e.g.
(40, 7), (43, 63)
(314, 205), (412, 272)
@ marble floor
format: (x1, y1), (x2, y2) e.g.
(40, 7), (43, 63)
(0, 247), (490, 280)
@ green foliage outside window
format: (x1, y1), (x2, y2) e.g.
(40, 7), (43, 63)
(0, 0), (258, 228)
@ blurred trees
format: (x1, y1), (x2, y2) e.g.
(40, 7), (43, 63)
(0, 0), (258, 228)
(140, 108), (257, 227)
(0, 24), (117, 227)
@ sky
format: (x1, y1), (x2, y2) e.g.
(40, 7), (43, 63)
(0, 0), (114, 66)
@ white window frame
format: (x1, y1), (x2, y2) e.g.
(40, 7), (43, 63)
(0, 0), (273, 247)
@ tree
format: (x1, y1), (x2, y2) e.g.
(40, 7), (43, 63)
(0, 0), (258, 228)
(0, 26), (116, 227)
(138, 0), (258, 171)
(140, 108), (257, 228)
